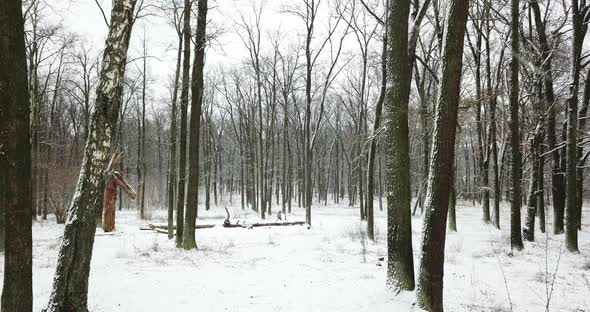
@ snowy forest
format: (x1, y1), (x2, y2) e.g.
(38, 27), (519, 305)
(1, 0), (589, 311)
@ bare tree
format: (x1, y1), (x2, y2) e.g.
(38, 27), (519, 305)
(44, 0), (139, 310)
(176, 0), (191, 248)
(163, 0), (184, 240)
(565, 0), (589, 253)
(508, 0), (524, 251)
(284, 0), (350, 225)
(384, 0), (415, 291)
(0, 0), (34, 310)
(183, 0), (209, 250)
(416, 0), (469, 309)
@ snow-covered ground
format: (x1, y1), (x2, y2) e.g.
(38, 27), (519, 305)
(2, 200), (589, 311)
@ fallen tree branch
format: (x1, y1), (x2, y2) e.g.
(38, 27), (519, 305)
(141, 220), (308, 233)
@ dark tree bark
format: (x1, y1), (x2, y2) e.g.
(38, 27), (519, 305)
(508, 0), (524, 251)
(176, 0), (191, 248)
(385, 0), (415, 291)
(530, 0), (564, 235)
(484, 5), (504, 229)
(168, 7), (183, 240)
(44, 1), (138, 310)
(565, 0), (588, 253)
(448, 174), (457, 232)
(0, 0), (34, 309)
(137, 36), (148, 220)
(524, 124), (543, 241)
(577, 69), (590, 230)
(416, 0), (469, 310)
(183, 0), (208, 250)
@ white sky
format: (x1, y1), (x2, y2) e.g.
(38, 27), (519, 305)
(48, 0), (368, 105)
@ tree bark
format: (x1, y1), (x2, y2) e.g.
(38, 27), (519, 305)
(565, 0), (587, 253)
(385, 0), (415, 291)
(577, 69), (590, 230)
(416, 0), (469, 310)
(508, 0), (524, 251)
(44, 1), (137, 310)
(168, 18), (183, 240)
(183, 0), (208, 250)
(530, 0), (564, 235)
(176, 0), (191, 248)
(103, 172), (136, 233)
(0, 0), (34, 309)
(524, 126), (542, 241)
(448, 174), (457, 232)
(484, 6), (503, 229)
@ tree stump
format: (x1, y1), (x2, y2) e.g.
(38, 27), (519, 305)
(102, 171), (136, 233)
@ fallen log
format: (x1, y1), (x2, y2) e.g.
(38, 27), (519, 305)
(141, 220), (307, 233)
(145, 223), (216, 231)
(154, 228), (169, 235)
(250, 221), (306, 227)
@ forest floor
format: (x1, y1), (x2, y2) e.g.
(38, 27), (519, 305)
(2, 200), (590, 311)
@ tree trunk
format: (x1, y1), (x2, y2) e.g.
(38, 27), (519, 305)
(524, 131), (540, 242)
(176, 0), (191, 248)
(577, 68), (590, 230)
(183, 0), (208, 250)
(508, 0), (524, 251)
(168, 24), (183, 240)
(484, 8), (502, 229)
(44, 1), (137, 310)
(0, 0), (34, 309)
(448, 173), (457, 232)
(530, 0), (564, 235)
(416, 0), (469, 310)
(138, 37), (148, 220)
(367, 12), (387, 241)
(385, 0), (415, 291)
(565, 0), (586, 253)
(103, 178), (119, 233)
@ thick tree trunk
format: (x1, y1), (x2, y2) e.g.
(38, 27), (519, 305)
(183, 0), (208, 250)
(508, 0), (524, 251)
(44, 1), (137, 310)
(530, 0), (564, 235)
(176, 0), (191, 248)
(0, 0), (34, 309)
(565, 0), (586, 253)
(416, 0), (469, 310)
(385, 0), (415, 291)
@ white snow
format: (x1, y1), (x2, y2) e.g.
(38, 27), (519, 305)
(1, 200), (589, 311)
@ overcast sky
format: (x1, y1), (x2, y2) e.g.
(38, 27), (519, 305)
(46, 0), (368, 105)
